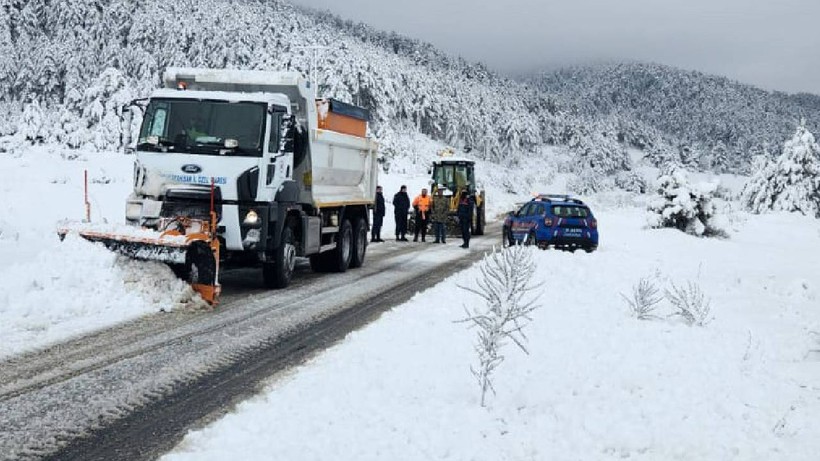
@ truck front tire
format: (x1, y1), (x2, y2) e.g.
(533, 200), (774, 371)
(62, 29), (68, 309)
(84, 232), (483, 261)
(263, 223), (296, 288)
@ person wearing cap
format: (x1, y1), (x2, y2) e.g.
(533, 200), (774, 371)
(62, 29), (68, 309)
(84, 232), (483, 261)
(412, 187), (432, 242)
(457, 188), (474, 249)
(431, 185), (450, 244)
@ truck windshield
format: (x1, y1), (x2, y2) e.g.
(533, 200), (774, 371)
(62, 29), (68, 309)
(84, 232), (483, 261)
(137, 99), (266, 157)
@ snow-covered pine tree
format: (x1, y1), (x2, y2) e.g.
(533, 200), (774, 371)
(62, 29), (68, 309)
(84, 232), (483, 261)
(710, 141), (729, 173)
(741, 122), (820, 217)
(81, 68), (134, 151)
(647, 167), (723, 236)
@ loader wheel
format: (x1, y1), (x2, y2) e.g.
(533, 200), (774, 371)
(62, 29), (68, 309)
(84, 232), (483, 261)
(186, 241), (217, 286)
(263, 223), (296, 289)
(349, 217), (367, 269)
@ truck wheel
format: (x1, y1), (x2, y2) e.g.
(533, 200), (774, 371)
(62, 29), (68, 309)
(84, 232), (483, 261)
(263, 223), (296, 288)
(186, 241), (217, 286)
(331, 219), (353, 272)
(168, 263), (190, 280)
(349, 217), (367, 269)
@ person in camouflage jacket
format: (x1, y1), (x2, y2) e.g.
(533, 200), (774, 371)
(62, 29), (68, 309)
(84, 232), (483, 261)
(431, 186), (450, 244)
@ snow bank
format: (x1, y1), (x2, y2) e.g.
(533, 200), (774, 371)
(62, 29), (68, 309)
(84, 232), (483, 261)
(0, 235), (198, 358)
(0, 147), (201, 359)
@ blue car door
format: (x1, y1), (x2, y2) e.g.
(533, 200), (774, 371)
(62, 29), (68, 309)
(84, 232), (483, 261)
(531, 203), (546, 238)
(511, 203), (534, 240)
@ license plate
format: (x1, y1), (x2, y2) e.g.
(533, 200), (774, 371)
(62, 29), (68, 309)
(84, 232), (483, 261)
(563, 228), (582, 236)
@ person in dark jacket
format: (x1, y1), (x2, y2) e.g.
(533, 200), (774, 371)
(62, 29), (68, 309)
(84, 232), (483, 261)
(393, 185), (411, 241)
(371, 185), (385, 242)
(457, 189), (474, 249)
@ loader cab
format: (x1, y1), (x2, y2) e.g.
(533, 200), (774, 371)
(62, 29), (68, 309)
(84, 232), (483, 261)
(431, 159), (476, 195)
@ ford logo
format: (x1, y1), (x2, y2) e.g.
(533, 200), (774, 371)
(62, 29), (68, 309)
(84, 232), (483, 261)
(181, 164), (202, 174)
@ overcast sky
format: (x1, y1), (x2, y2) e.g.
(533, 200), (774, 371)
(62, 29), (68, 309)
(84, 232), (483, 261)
(291, 0), (820, 94)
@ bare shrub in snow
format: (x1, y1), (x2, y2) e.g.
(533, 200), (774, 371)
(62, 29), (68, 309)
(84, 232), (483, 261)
(665, 281), (713, 326)
(621, 277), (662, 320)
(741, 122), (820, 217)
(458, 245), (541, 407)
(647, 167), (725, 237)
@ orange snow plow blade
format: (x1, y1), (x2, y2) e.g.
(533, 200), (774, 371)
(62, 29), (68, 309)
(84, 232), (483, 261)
(58, 218), (222, 305)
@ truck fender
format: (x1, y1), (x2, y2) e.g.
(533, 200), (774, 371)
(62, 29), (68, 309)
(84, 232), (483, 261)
(275, 180), (299, 203)
(268, 202), (302, 251)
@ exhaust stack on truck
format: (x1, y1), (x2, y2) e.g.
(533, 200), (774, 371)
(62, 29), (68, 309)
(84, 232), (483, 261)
(61, 68), (379, 304)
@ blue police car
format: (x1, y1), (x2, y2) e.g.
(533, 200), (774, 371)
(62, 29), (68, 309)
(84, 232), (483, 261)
(502, 194), (598, 252)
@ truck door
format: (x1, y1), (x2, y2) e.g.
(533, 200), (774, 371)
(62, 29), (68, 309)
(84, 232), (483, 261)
(264, 111), (294, 193)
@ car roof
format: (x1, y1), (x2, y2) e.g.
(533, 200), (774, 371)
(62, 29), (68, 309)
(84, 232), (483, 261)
(531, 194), (587, 206)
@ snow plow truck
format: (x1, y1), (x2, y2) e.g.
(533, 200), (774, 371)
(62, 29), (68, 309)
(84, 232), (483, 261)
(61, 68), (378, 305)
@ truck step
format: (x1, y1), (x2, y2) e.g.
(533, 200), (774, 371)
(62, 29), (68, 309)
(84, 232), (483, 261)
(319, 243), (337, 252)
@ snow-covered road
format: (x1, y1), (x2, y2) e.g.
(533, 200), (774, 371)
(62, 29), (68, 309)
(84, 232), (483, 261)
(0, 226), (503, 461)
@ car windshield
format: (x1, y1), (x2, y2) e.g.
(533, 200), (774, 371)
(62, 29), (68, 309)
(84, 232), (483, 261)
(552, 205), (590, 218)
(137, 99), (266, 157)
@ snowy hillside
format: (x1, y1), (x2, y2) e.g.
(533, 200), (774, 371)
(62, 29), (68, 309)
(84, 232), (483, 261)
(530, 62), (820, 173)
(5, 0), (807, 187)
(0, 0), (556, 164)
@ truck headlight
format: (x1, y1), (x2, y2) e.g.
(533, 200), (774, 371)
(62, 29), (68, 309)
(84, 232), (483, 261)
(126, 202), (142, 220)
(243, 210), (260, 226)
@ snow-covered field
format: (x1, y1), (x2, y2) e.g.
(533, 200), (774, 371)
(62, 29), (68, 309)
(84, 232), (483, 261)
(162, 208), (820, 460)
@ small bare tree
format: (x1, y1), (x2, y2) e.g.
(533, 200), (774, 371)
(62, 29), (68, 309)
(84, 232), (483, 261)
(621, 277), (663, 320)
(665, 280), (712, 326)
(458, 245), (542, 407)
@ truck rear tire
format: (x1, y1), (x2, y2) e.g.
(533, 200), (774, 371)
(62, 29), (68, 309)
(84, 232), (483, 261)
(333, 219), (353, 272)
(349, 217), (367, 269)
(263, 223), (296, 289)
